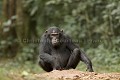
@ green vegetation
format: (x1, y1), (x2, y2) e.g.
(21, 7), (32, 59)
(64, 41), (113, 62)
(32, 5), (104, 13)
(0, 0), (120, 79)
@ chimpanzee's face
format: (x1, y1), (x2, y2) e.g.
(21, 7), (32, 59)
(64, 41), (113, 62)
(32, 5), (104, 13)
(45, 27), (63, 47)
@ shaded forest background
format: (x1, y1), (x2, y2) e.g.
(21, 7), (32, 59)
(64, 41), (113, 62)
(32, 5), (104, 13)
(0, 0), (120, 79)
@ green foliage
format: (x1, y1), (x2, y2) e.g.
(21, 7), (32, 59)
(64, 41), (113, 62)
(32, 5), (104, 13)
(0, 0), (2, 18)
(16, 43), (38, 62)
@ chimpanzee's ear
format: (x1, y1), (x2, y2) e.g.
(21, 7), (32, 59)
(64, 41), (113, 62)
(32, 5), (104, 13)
(44, 30), (48, 37)
(45, 30), (48, 33)
(61, 29), (63, 33)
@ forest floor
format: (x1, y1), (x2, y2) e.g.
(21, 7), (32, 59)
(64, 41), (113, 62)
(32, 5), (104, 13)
(0, 59), (120, 80)
(8, 69), (120, 80)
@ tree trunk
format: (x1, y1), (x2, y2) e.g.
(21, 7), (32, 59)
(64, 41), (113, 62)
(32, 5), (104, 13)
(1, 0), (37, 58)
(1, 0), (18, 57)
(16, 0), (37, 43)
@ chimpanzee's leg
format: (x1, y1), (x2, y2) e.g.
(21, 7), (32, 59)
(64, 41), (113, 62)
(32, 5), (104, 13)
(66, 48), (80, 69)
(80, 49), (94, 72)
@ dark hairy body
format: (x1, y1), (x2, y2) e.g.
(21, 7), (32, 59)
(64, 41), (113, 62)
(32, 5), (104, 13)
(38, 27), (94, 72)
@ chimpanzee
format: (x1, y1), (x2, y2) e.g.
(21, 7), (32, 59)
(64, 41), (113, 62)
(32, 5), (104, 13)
(38, 27), (94, 72)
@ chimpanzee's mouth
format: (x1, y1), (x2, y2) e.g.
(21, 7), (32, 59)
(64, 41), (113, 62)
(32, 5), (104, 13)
(52, 42), (60, 48)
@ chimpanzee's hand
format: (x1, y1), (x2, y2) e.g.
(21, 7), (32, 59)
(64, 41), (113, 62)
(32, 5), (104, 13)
(86, 67), (94, 72)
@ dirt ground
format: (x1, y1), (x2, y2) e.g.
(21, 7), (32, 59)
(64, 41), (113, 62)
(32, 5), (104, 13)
(35, 69), (120, 80)
(9, 69), (120, 80)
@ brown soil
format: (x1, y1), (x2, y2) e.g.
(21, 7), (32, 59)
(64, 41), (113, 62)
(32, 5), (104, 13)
(35, 69), (120, 80)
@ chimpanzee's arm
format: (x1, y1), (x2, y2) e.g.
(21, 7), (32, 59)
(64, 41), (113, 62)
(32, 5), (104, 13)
(39, 35), (54, 63)
(79, 49), (94, 72)
(39, 47), (61, 69)
(39, 35), (61, 69)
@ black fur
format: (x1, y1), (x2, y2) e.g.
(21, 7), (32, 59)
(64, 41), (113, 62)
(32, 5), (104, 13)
(38, 27), (94, 72)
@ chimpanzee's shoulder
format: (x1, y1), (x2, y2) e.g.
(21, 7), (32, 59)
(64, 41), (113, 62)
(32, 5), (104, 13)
(63, 34), (72, 40)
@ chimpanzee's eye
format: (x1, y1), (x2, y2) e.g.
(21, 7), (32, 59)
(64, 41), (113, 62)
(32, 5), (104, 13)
(47, 34), (51, 38)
